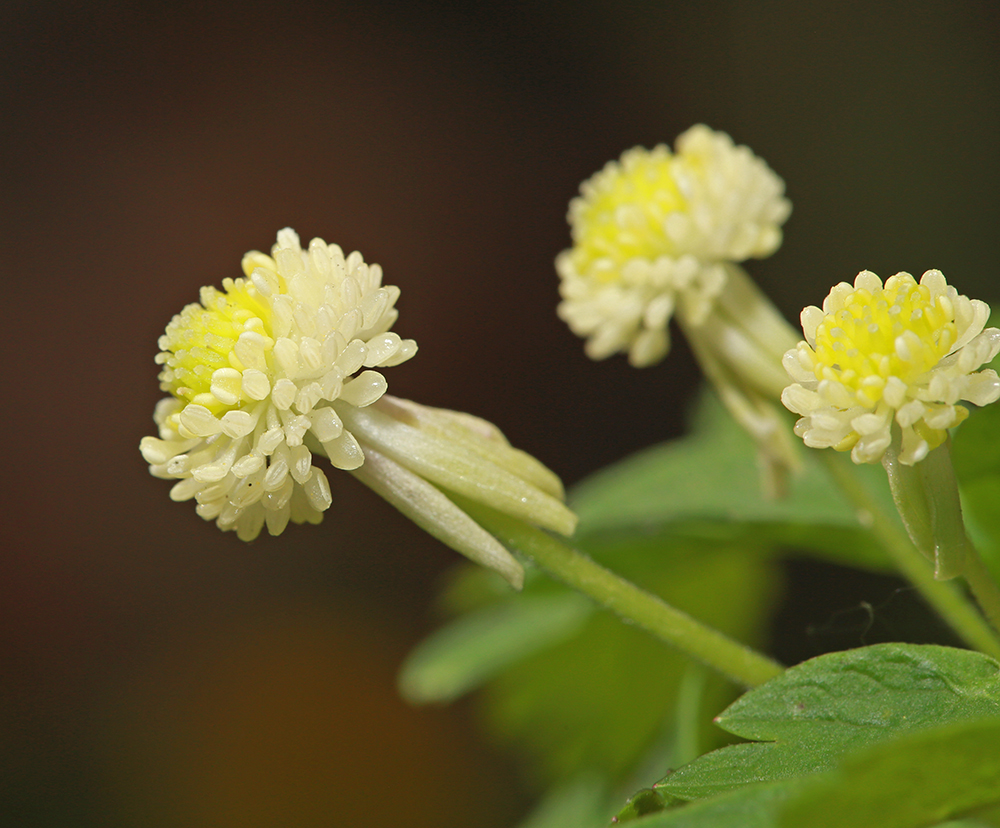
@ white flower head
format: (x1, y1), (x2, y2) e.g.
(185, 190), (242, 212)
(556, 125), (791, 366)
(782, 270), (1000, 465)
(141, 228), (576, 588)
(140, 228), (418, 541)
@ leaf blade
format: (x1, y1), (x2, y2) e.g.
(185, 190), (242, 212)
(570, 388), (892, 571)
(658, 644), (1000, 800)
(398, 592), (592, 704)
(778, 717), (1000, 828)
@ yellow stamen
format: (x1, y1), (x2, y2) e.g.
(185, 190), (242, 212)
(156, 277), (275, 417)
(812, 273), (958, 406)
(567, 147), (686, 282)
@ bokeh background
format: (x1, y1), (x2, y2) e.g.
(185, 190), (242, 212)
(3, 1), (998, 825)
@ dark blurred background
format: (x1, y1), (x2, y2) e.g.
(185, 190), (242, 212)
(3, 1), (998, 825)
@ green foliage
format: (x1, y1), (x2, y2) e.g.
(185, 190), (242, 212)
(615, 788), (680, 822)
(400, 542), (780, 826)
(613, 719), (1000, 828)
(778, 717), (1000, 828)
(401, 388), (796, 796)
(616, 644), (1000, 827)
(402, 544), (778, 796)
(481, 545), (779, 782)
(570, 390), (893, 572)
(402, 383), (1000, 828)
(952, 399), (1000, 581)
(657, 643), (1000, 799)
(512, 776), (618, 828)
(614, 781), (799, 828)
(399, 592), (592, 704)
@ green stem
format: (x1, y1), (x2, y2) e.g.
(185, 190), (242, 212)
(674, 663), (709, 765)
(963, 549), (1000, 634)
(454, 495), (785, 688)
(821, 452), (1000, 659)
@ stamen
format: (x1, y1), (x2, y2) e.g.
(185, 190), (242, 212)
(782, 269), (1000, 465)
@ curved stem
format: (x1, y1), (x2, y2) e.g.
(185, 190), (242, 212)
(453, 494), (785, 688)
(963, 549), (1000, 634)
(821, 452), (1000, 659)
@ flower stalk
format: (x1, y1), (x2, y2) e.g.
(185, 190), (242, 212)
(678, 264), (802, 496)
(963, 551), (1000, 635)
(882, 435), (968, 580)
(339, 395), (578, 589)
(880, 433), (1000, 630)
(821, 450), (1000, 658)
(452, 494), (786, 689)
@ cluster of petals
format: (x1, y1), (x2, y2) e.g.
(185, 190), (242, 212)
(556, 125), (791, 366)
(141, 229), (576, 587)
(140, 228), (417, 541)
(782, 270), (1000, 465)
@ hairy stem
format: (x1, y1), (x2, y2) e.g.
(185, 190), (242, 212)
(454, 494), (785, 688)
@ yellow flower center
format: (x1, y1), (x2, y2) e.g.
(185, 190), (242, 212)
(157, 276), (275, 416)
(569, 149), (686, 281)
(812, 273), (957, 404)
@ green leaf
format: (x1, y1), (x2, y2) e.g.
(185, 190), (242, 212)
(615, 721), (1000, 827)
(398, 592), (592, 703)
(483, 545), (780, 782)
(952, 401), (1000, 481)
(615, 788), (682, 822)
(618, 647), (1000, 828)
(570, 388), (892, 571)
(657, 644), (1000, 800)
(937, 816), (1000, 828)
(778, 717), (1000, 828)
(619, 780), (800, 828)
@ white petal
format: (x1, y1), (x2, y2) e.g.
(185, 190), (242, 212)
(321, 430), (365, 470)
(265, 505), (291, 536)
(800, 306), (824, 344)
(271, 378), (297, 410)
(241, 368), (271, 400)
(850, 412), (887, 436)
(262, 455), (289, 491)
(309, 405), (344, 442)
(962, 370), (1000, 406)
(899, 427), (930, 465)
(339, 371), (388, 407)
(303, 468), (332, 512)
(178, 404), (222, 438)
(211, 368), (243, 406)
(781, 383), (821, 415)
(896, 400), (926, 427)
(288, 444), (313, 484)
(220, 410), (254, 438)
(854, 270), (883, 293)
